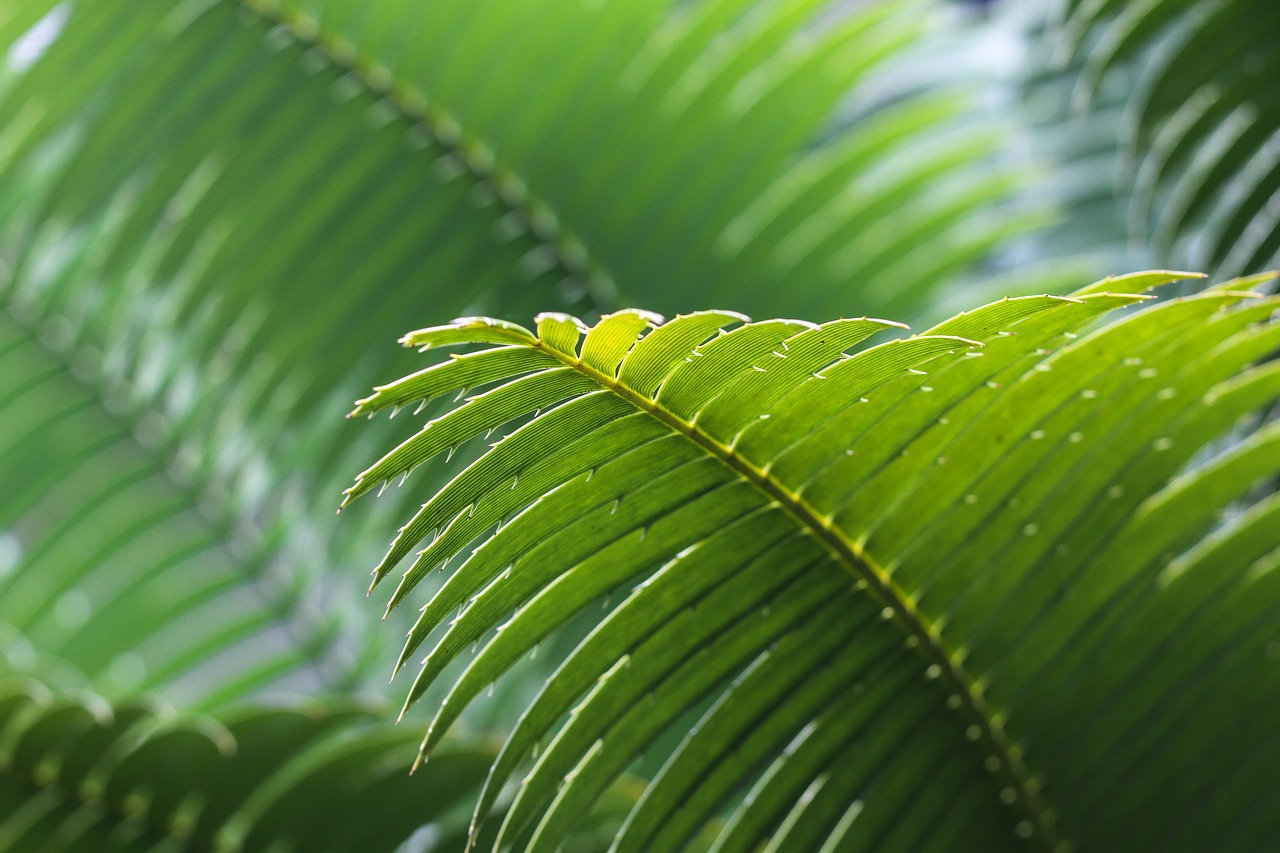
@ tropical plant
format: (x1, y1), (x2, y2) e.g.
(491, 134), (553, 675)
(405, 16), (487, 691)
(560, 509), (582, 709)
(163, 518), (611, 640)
(0, 0), (1276, 849)
(1030, 0), (1280, 278)
(344, 270), (1280, 851)
(0, 679), (498, 852)
(0, 0), (1032, 709)
(0, 0), (1055, 848)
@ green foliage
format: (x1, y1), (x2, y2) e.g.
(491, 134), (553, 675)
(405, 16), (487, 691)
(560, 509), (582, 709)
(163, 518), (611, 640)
(347, 271), (1280, 851)
(1046, 0), (1280, 276)
(0, 308), (342, 708)
(0, 0), (1276, 849)
(0, 679), (495, 851)
(0, 0), (1034, 710)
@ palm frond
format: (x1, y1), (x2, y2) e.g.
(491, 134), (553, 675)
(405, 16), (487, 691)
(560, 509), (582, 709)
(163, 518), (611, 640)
(0, 307), (348, 708)
(0, 0), (1049, 706)
(347, 270), (1280, 851)
(1049, 0), (1280, 277)
(0, 679), (499, 852)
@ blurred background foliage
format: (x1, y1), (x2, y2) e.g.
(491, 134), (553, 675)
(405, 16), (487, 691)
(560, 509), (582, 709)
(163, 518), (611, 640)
(0, 0), (1275, 848)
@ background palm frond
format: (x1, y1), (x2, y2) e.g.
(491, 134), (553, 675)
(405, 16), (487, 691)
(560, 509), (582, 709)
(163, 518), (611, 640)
(0, 679), (496, 851)
(1038, 0), (1280, 277)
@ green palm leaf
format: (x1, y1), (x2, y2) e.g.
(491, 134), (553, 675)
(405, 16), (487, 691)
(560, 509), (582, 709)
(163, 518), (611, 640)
(0, 308), (343, 707)
(1049, 0), (1280, 276)
(348, 270), (1280, 850)
(0, 679), (497, 852)
(0, 0), (1044, 707)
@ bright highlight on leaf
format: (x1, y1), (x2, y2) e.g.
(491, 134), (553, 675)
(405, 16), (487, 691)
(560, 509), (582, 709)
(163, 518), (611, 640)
(348, 269), (1278, 853)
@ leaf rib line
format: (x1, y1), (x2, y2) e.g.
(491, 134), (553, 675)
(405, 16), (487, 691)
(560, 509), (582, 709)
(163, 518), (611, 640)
(232, 0), (616, 304)
(0, 309), (334, 691)
(533, 340), (1064, 853)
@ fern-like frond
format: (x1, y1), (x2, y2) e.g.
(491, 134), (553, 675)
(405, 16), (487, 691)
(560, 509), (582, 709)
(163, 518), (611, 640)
(0, 308), (347, 708)
(0, 0), (1049, 707)
(1051, 0), (1280, 277)
(0, 679), (497, 852)
(0, 0), (1042, 326)
(347, 271), (1280, 851)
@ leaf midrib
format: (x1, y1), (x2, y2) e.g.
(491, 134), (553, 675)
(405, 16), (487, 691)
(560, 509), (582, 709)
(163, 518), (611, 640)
(231, 0), (616, 306)
(533, 337), (1063, 852)
(0, 303), (325, 704)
